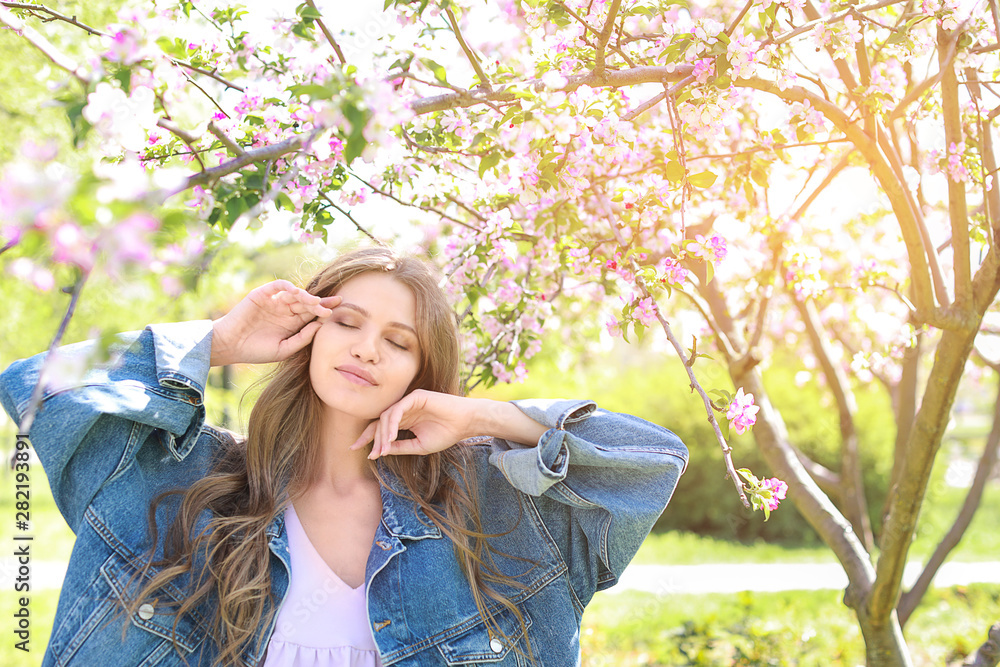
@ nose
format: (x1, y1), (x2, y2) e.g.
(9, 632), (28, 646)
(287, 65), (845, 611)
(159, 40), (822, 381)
(351, 330), (379, 364)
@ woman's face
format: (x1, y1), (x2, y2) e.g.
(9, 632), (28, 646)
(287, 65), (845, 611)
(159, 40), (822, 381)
(309, 272), (421, 423)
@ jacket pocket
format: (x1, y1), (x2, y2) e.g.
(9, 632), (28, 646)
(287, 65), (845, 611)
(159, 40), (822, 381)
(47, 552), (209, 667)
(436, 607), (532, 665)
(100, 553), (212, 655)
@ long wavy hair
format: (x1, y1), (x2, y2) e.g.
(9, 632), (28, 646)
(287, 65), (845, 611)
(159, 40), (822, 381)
(126, 247), (531, 665)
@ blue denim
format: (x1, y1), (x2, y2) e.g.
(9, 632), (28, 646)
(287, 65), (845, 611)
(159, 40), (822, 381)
(0, 321), (688, 666)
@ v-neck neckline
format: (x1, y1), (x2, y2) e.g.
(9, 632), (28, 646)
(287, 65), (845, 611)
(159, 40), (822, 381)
(286, 504), (366, 593)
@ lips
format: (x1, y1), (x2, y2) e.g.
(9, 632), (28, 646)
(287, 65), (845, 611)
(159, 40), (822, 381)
(336, 365), (377, 386)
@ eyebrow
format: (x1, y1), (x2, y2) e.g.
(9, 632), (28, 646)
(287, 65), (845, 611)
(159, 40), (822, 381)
(336, 302), (418, 336)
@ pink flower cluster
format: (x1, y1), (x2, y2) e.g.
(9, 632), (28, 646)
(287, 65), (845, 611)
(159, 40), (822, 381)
(690, 234), (727, 263)
(761, 478), (788, 511)
(946, 142), (969, 183)
(726, 388), (759, 435)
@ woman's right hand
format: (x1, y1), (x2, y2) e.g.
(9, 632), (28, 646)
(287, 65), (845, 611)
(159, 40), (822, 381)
(210, 280), (341, 366)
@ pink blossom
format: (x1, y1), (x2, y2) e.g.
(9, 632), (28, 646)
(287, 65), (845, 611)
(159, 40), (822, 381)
(761, 478), (788, 511)
(606, 316), (622, 337)
(634, 296), (657, 327)
(661, 257), (689, 286)
(726, 388), (760, 435)
(9, 257), (55, 291)
(102, 27), (146, 65)
(51, 223), (95, 271)
(692, 58), (714, 84)
(946, 142), (969, 182)
(690, 234), (728, 263)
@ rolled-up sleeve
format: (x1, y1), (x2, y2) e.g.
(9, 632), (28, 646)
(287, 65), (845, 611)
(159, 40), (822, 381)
(488, 398), (688, 600)
(0, 321), (214, 532)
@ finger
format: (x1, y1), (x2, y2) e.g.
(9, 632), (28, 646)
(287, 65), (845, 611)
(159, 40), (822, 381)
(257, 279), (297, 297)
(351, 421), (377, 451)
(370, 419), (388, 460)
(377, 407), (395, 458)
(278, 320), (322, 358)
(381, 438), (422, 456)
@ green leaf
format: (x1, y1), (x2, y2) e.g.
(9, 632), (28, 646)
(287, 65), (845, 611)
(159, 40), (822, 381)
(705, 259), (715, 284)
(751, 167), (768, 188)
(421, 58), (449, 84)
(478, 151), (501, 177)
(664, 160), (684, 183)
(297, 3), (323, 19)
(688, 171), (717, 188)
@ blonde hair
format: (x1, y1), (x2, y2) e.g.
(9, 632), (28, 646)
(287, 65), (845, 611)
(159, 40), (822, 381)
(128, 248), (532, 665)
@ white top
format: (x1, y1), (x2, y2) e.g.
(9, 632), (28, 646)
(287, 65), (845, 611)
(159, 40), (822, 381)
(263, 505), (383, 667)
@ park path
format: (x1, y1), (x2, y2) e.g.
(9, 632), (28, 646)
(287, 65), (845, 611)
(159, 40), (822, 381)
(609, 560), (1000, 595)
(4, 558), (999, 594)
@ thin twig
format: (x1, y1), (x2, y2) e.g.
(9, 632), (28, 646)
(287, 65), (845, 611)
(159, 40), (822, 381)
(445, 7), (490, 87)
(304, 0), (347, 65)
(637, 270), (751, 507)
(0, 6), (91, 84)
(171, 59), (245, 92)
(765, 0), (910, 47)
(17, 271), (88, 435)
(553, 0), (636, 67)
(156, 117), (207, 170)
(686, 138), (851, 160)
(208, 121), (245, 157)
(725, 0), (755, 37)
(0, 1), (106, 36)
(319, 192), (386, 246)
(622, 75), (694, 122)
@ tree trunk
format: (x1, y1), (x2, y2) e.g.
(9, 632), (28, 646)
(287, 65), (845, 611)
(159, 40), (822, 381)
(859, 610), (913, 667)
(897, 384), (1000, 626)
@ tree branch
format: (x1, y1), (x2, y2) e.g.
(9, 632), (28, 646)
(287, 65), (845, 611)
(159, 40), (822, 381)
(208, 120), (245, 157)
(319, 192), (386, 247)
(734, 76), (945, 325)
(593, 0), (623, 78)
(172, 59), (245, 92)
(897, 379), (1000, 625)
(445, 7), (489, 87)
(0, 6), (91, 85)
(794, 295), (874, 550)
(766, 0), (910, 47)
(304, 0), (346, 65)
(0, 1), (106, 36)
(154, 129), (321, 202)
(16, 271), (88, 435)
(939, 25), (973, 311)
(410, 65), (693, 114)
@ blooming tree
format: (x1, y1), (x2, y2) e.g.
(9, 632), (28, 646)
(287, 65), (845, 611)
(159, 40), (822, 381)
(3, 0), (1000, 663)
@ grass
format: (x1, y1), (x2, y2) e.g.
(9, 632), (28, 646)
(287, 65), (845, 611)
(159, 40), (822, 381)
(580, 584), (1000, 666)
(0, 588), (58, 667)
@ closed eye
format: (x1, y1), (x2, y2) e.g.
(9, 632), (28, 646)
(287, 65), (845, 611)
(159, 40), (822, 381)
(336, 321), (358, 329)
(387, 339), (408, 351)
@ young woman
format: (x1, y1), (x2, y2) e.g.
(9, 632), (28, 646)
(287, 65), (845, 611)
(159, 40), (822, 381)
(0, 247), (688, 667)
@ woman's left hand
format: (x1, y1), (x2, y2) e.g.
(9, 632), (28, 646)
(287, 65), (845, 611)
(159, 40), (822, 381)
(349, 390), (549, 459)
(349, 390), (483, 459)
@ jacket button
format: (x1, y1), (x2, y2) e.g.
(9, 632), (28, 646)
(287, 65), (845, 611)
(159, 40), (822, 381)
(138, 604), (155, 620)
(489, 638), (503, 653)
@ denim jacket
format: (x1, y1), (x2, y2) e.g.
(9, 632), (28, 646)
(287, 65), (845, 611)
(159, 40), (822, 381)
(0, 321), (688, 666)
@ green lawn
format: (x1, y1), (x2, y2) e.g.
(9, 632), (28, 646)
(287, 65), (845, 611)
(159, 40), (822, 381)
(580, 584), (1000, 666)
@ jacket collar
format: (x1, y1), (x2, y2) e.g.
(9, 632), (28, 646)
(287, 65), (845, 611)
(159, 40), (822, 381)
(263, 470), (443, 542)
(377, 465), (442, 540)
